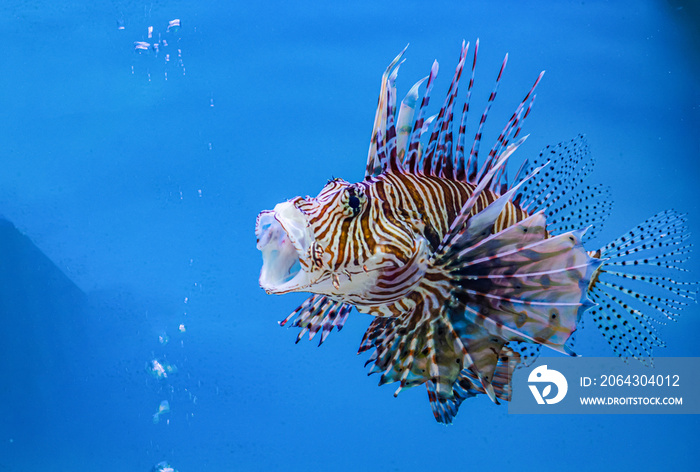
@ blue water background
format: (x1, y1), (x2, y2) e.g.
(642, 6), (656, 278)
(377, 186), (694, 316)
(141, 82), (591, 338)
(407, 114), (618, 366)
(0, 0), (698, 470)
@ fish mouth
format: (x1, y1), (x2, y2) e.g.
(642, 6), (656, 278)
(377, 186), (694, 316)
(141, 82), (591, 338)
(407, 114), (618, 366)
(255, 200), (314, 294)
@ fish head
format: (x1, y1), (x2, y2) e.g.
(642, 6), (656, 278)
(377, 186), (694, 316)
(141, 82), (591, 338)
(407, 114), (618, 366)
(256, 177), (420, 299)
(256, 178), (370, 295)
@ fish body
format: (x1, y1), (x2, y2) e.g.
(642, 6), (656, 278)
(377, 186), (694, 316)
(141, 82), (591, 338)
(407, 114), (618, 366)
(255, 41), (696, 423)
(260, 172), (527, 303)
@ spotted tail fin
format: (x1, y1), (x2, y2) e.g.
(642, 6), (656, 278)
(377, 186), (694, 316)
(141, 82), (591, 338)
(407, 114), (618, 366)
(587, 210), (697, 364)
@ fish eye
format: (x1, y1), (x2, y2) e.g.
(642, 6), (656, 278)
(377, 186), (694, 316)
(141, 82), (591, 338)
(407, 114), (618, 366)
(348, 195), (361, 214)
(343, 186), (365, 217)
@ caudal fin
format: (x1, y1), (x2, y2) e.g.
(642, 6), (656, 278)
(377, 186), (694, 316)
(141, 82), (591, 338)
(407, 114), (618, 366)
(587, 210), (697, 363)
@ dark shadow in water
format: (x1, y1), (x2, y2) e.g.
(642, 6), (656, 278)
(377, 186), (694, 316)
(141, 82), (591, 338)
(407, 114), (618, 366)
(0, 217), (186, 467)
(0, 217), (89, 451)
(664, 0), (700, 76)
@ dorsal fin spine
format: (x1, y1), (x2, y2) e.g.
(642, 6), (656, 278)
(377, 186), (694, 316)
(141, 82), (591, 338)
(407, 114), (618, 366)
(458, 38), (479, 181)
(422, 41), (468, 177)
(467, 53), (508, 182)
(406, 61), (439, 174)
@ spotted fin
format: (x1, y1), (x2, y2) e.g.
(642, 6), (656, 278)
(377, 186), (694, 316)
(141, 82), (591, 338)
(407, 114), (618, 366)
(508, 341), (542, 368)
(513, 135), (612, 243)
(588, 210), (697, 364)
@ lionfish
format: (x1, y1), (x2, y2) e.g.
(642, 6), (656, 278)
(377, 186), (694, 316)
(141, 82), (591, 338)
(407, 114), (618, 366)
(255, 41), (696, 423)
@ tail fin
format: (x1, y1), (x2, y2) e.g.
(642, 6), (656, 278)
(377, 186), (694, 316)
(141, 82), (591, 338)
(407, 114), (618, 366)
(587, 210), (697, 363)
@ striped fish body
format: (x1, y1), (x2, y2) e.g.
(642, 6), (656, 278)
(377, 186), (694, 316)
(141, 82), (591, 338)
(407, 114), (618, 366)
(256, 41), (696, 424)
(287, 172), (529, 309)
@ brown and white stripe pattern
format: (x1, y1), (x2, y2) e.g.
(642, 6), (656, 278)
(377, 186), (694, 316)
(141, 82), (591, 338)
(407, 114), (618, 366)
(294, 171), (529, 310)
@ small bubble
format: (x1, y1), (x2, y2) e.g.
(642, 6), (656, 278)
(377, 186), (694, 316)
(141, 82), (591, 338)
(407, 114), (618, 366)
(134, 41), (150, 53)
(158, 400), (170, 412)
(152, 462), (176, 472)
(198, 189), (202, 197)
(147, 359), (177, 380)
(167, 19), (181, 33)
(208, 143), (212, 150)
